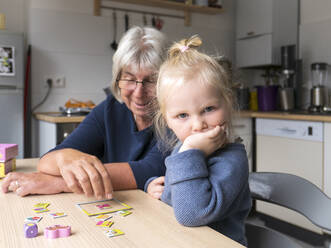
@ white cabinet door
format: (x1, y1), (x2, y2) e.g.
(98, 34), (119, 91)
(38, 121), (56, 157)
(233, 117), (252, 171)
(236, 34), (272, 68)
(236, 0), (273, 39)
(324, 123), (331, 198)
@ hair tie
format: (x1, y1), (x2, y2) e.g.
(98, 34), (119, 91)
(180, 45), (189, 52)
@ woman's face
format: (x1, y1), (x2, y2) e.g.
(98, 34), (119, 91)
(119, 65), (157, 125)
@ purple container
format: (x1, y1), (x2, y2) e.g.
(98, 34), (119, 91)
(256, 85), (278, 111)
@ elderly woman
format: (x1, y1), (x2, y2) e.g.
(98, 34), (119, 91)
(2, 26), (168, 199)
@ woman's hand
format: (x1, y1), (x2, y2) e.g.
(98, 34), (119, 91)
(40, 149), (113, 200)
(147, 176), (165, 200)
(1, 172), (70, 197)
(179, 125), (227, 156)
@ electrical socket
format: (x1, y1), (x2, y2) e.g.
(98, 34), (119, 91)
(44, 76), (66, 88)
(53, 76), (65, 88)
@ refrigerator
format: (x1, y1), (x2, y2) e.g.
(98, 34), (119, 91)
(0, 31), (24, 158)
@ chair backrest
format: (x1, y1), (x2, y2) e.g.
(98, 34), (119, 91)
(249, 172), (331, 232)
(246, 222), (303, 248)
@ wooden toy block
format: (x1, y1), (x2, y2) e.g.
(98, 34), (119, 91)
(24, 223), (38, 238)
(0, 144), (18, 162)
(0, 158), (15, 178)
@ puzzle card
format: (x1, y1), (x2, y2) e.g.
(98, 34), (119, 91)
(76, 199), (132, 217)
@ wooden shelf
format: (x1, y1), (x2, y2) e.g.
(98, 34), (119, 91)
(94, 0), (223, 26)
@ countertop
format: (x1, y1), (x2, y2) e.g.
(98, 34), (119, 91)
(34, 112), (86, 123)
(35, 111), (331, 124)
(239, 110), (331, 122)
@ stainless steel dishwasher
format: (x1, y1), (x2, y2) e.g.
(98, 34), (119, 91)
(255, 118), (324, 234)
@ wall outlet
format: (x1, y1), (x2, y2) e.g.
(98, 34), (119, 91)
(53, 76), (65, 88)
(44, 76), (66, 88)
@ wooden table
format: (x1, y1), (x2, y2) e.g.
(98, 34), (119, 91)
(0, 159), (244, 248)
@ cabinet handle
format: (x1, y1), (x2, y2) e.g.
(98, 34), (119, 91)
(247, 31), (255, 36)
(278, 127), (296, 134)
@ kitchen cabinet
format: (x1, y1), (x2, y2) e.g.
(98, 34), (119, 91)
(233, 117), (253, 172)
(235, 0), (298, 68)
(38, 120), (79, 157)
(35, 113), (83, 156)
(324, 123), (331, 198)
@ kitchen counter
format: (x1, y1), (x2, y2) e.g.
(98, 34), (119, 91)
(35, 110), (331, 124)
(34, 112), (86, 123)
(238, 110), (331, 122)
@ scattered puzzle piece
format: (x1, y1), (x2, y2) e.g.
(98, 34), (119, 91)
(33, 208), (49, 213)
(118, 210), (132, 217)
(49, 212), (67, 219)
(105, 229), (124, 237)
(24, 223), (38, 238)
(44, 225), (71, 239)
(25, 216), (42, 223)
(95, 215), (112, 222)
(96, 220), (114, 228)
(34, 203), (50, 208)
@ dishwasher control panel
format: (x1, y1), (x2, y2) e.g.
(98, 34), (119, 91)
(256, 119), (323, 142)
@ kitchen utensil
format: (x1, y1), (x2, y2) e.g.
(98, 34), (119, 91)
(143, 14), (147, 26)
(152, 16), (156, 28)
(125, 13), (129, 31)
(155, 16), (164, 30)
(110, 11), (118, 51)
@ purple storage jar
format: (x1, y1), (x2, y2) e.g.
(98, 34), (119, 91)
(256, 85), (278, 111)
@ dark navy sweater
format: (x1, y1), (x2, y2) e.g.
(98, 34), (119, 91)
(51, 95), (167, 189)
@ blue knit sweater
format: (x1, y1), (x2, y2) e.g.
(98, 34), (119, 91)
(148, 143), (251, 246)
(50, 95), (167, 189)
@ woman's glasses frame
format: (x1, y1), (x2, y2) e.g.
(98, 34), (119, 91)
(117, 78), (156, 92)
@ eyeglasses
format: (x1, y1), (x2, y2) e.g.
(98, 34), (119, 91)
(117, 78), (156, 92)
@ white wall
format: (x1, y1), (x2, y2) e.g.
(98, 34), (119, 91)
(27, 0), (235, 112)
(1, 0), (235, 156)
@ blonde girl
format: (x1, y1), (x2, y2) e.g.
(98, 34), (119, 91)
(145, 35), (251, 246)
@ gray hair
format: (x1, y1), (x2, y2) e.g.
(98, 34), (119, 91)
(110, 26), (167, 102)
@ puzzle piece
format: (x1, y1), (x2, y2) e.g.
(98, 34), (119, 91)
(95, 214), (112, 221)
(44, 225), (71, 239)
(49, 212), (67, 219)
(25, 216), (42, 223)
(33, 208), (49, 213)
(118, 210), (132, 217)
(96, 203), (111, 210)
(96, 220), (114, 228)
(34, 203), (50, 208)
(105, 229), (124, 237)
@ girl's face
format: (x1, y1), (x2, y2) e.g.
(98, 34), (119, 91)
(164, 79), (226, 143)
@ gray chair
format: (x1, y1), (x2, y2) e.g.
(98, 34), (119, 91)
(246, 172), (331, 248)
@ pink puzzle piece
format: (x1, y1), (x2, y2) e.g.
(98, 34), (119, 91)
(96, 203), (111, 210)
(44, 225), (71, 239)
